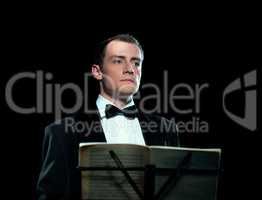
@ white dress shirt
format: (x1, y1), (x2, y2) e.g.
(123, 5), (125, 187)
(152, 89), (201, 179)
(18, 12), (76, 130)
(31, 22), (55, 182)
(96, 95), (145, 145)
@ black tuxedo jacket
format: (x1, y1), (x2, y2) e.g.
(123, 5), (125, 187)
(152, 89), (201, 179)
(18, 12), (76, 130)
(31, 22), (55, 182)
(36, 105), (179, 200)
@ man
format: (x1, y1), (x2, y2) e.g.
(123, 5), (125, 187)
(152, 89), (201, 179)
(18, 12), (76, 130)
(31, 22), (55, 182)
(36, 34), (179, 199)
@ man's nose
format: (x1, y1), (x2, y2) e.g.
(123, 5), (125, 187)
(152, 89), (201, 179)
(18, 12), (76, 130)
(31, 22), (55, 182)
(124, 62), (135, 74)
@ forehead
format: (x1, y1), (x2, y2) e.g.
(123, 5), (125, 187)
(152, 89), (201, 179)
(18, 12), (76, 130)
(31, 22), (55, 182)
(105, 40), (142, 59)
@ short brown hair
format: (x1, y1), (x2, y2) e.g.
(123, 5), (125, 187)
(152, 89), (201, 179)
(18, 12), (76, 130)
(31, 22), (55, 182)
(94, 34), (144, 66)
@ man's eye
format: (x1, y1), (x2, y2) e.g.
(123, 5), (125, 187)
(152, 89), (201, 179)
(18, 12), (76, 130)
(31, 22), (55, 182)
(113, 59), (122, 64)
(134, 62), (140, 67)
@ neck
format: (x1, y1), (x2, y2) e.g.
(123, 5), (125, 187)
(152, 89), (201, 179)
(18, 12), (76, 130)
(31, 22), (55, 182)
(100, 91), (132, 109)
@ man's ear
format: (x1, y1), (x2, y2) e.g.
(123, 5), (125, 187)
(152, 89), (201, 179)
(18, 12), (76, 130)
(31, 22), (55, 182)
(91, 64), (103, 80)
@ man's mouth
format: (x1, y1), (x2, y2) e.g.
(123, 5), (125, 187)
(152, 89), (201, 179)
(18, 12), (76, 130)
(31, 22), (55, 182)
(120, 79), (135, 83)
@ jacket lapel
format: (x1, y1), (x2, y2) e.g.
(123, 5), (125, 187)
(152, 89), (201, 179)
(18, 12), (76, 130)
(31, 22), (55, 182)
(74, 102), (106, 143)
(137, 109), (152, 145)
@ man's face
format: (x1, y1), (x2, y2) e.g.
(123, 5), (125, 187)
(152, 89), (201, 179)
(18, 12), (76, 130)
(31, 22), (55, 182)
(97, 40), (143, 99)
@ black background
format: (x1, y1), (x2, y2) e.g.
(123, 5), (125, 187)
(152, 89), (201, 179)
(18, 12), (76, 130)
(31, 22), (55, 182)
(1, 11), (261, 199)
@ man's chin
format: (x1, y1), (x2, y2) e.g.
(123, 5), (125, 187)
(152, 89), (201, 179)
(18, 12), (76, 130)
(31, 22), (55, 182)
(116, 88), (137, 99)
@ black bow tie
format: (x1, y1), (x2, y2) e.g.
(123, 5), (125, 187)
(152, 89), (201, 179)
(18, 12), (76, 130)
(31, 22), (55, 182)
(105, 104), (139, 119)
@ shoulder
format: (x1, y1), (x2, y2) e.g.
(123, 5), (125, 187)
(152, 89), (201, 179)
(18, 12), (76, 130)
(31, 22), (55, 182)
(45, 118), (68, 135)
(43, 111), (99, 140)
(44, 116), (78, 141)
